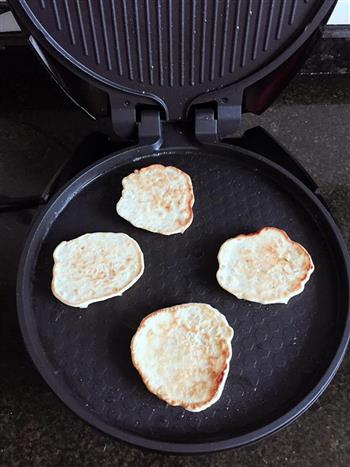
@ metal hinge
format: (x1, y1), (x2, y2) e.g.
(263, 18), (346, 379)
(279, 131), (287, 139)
(109, 93), (163, 144)
(109, 96), (163, 147)
(194, 103), (241, 144)
(194, 108), (218, 144)
(137, 108), (162, 147)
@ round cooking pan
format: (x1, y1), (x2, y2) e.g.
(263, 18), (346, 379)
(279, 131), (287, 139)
(17, 132), (350, 453)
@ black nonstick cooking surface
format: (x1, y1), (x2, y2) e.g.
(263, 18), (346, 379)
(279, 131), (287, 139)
(18, 142), (350, 453)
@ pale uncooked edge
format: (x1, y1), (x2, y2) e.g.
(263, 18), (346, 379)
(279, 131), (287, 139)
(216, 227), (315, 305)
(130, 304), (234, 412)
(51, 234), (145, 308)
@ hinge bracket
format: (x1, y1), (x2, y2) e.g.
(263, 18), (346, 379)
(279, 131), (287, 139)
(194, 103), (241, 144)
(137, 109), (162, 147)
(195, 108), (218, 144)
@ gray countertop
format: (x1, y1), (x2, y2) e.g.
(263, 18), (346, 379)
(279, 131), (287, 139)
(0, 49), (349, 467)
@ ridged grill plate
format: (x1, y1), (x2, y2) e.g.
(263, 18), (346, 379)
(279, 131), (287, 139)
(11, 0), (334, 118)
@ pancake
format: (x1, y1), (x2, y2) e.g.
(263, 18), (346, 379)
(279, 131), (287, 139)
(116, 164), (194, 235)
(131, 303), (234, 412)
(217, 227), (314, 304)
(51, 232), (144, 308)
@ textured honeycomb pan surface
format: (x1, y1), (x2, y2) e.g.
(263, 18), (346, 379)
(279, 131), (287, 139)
(24, 148), (344, 444)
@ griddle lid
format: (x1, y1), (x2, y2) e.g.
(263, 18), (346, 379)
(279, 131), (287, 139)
(10, 0), (334, 127)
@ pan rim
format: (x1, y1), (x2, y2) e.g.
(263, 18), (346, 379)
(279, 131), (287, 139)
(17, 142), (350, 454)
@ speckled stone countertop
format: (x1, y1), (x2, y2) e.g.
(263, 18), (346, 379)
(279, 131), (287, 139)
(0, 48), (349, 467)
